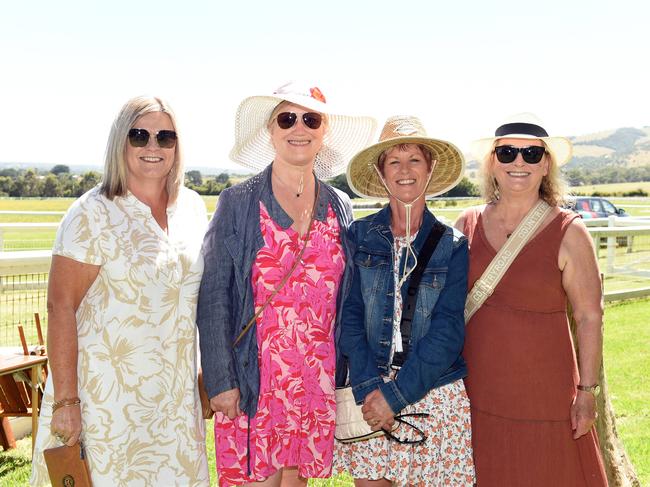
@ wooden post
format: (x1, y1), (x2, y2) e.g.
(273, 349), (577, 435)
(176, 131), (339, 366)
(0, 417), (16, 450)
(606, 216), (616, 274)
(17, 325), (29, 356)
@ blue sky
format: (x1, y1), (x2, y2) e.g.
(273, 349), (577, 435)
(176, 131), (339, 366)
(1, 0), (648, 169)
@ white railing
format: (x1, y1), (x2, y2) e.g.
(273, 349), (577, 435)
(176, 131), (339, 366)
(1, 221), (650, 302)
(0, 223), (59, 251)
(0, 250), (52, 277)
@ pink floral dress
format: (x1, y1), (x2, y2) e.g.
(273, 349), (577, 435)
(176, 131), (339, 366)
(214, 201), (345, 486)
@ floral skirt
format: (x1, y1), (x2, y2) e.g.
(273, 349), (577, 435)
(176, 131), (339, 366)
(333, 379), (475, 487)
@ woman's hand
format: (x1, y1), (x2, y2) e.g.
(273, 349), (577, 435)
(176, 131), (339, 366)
(210, 388), (241, 419)
(50, 404), (82, 446)
(361, 389), (395, 431)
(559, 220), (603, 441)
(571, 390), (597, 439)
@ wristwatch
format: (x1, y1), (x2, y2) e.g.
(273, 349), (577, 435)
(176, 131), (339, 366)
(577, 384), (601, 397)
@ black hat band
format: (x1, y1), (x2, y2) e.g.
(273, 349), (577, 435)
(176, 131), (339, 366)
(495, 122), (548, 138)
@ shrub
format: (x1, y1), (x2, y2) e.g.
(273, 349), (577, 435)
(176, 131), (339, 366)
(622, 189), (648, 197)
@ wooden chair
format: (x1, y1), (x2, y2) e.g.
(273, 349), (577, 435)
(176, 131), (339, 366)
(0, 313), (47, 450)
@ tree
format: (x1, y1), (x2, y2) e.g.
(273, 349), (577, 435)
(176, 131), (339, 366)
(186, 170), (203, 186)
(57, 173), (79, 197)
(439, 177), (480, 197)
(77, 171), (101, 195)
(50, 164), (70, 175)
(215, 172), (230, 184)
(327, 174), (357, 199)
(0, 168), (19, 178)
(12, 169), (42, 197)
(0, 176), (14, 196)
(42, 174), (63, 197)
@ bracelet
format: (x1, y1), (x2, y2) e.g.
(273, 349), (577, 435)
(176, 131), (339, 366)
(52, 397), (81, 414)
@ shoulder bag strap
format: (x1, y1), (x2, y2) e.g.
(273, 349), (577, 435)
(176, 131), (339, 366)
(233, 183), (320, 347)
(464, 200), (552, 323)
(394, 220), (446, 365)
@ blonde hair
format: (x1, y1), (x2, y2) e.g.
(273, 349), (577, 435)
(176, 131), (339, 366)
(479, 141), (568, 206)
(100, 95), (184, 203)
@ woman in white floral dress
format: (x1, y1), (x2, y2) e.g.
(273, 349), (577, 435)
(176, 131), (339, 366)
(30, 96), (210, 486)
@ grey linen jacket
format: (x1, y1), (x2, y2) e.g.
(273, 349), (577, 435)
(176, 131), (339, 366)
(196, 164), (355, 417)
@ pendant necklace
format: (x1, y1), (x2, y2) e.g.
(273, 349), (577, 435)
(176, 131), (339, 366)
(274, 170), (305, 198)
(296, 173), (304, 198)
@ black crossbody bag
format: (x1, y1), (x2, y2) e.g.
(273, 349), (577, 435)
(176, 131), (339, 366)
(392, 220), (446, 367)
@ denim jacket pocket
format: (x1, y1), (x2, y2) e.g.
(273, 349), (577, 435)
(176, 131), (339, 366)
(354, 249), (390, 268)
(354, 250), (391, 325)
(415, 267), (448, 321)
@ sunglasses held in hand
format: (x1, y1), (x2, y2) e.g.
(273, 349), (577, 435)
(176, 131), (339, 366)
(275, 112), (323, 130)
(494, 145), (546, 164)
(128, 128), (177, 149)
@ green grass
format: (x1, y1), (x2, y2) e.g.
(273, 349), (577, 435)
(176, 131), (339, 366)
(2, 299), (648, 486)
(0, 198), (76, 212)
(602, 299), (650, 485)
(572, 181), (650, 197)
(0, 437), (31, 486)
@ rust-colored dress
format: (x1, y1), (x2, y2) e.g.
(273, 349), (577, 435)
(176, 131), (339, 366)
(462, 207), (607, 487)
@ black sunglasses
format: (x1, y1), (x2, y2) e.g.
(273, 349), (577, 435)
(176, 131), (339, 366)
(128, 128), (177, 149)
(494, 145), (546, 164)
(276, 112), (323, 130)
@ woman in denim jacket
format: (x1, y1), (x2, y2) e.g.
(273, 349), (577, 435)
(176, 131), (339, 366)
(196, 82), (376, 487)
(334, 116), (475, 486)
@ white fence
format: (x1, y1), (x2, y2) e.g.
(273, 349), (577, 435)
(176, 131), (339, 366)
(583, 216), (650, 274)
(0, 223), (59, 251)
(2, 216), (650, 302)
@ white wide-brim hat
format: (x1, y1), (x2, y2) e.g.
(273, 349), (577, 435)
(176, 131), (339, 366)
(229, 81), (377, 179)
(347, 115), (465, 199)
(470, 112), (573, 166)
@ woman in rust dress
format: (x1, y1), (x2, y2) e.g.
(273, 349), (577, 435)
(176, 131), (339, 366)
(455, 113), (607, 486)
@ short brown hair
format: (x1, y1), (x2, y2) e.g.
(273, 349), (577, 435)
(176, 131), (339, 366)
(377, 143), (433, 175)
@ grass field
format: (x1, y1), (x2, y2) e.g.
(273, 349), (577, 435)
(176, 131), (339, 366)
(1, 298), (647, 486)
(573, 181), (650, 196)
(602, 299), (650, 484)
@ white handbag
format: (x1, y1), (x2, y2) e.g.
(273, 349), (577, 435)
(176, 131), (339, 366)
(334, 386), (385, 443)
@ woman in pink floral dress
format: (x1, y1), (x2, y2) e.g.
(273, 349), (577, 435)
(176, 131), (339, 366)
(197, 82), (376, 486)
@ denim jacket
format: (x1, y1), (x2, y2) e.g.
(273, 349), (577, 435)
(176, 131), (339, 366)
(196, 164), (355, 417)
(339, 205), (468, 414)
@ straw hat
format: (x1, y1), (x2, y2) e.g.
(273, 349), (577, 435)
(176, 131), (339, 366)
(471, 112), (573, 166)
(229, 81), (377, 179)
(346, 116), (465, 199)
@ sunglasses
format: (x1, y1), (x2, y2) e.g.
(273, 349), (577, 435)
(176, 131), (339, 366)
(275, 112), (323, 130)
(494, 145), (546, 164)
(128, 128), (177, 149)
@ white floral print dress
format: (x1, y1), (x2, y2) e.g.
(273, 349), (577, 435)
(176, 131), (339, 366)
(30, 186), (210, 487)
(334, 235), (475, 486)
